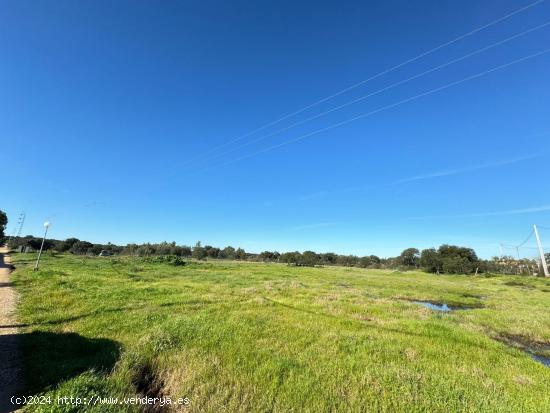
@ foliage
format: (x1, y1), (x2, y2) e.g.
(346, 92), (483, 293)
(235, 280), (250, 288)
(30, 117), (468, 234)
(7, 234), (537, 276)
(420, 248), (442, 273)
(192, 241), (207, 260)
(399, 248), (420, 268)
(420, 245), (480, 274)
(0, 209), (7, 240)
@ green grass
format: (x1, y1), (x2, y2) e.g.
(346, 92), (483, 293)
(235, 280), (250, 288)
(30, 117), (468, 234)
(10, 253), (550, 412)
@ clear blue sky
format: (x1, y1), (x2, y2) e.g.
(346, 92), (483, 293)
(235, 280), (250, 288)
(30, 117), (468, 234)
(2, 0), (550, 258)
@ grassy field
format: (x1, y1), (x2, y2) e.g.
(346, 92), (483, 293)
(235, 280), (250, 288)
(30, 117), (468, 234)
(10, 253), (550, 412)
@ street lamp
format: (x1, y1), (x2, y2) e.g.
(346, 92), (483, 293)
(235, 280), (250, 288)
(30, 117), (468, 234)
(34, 221), (51, 271)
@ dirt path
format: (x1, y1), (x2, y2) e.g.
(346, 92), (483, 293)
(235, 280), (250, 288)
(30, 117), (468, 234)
(0, 246), (22, 413)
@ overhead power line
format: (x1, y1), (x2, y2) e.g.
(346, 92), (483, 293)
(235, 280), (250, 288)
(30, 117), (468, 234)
(192, 47), (550, 175)
(177, 0), (545, 168)
(188, 19), (550, 167)
(516, 229), (535, 248)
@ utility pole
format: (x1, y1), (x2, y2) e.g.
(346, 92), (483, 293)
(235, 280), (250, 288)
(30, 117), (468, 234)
(16, 212), (26, 238)
(515, 247), (521, 275)
(533, 224), (549, 277)
(7, 211), (25, 246)
(34, 221), (50, 271)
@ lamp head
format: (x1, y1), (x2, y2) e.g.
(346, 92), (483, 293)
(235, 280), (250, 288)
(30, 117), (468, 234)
(44, 221), (51, 228)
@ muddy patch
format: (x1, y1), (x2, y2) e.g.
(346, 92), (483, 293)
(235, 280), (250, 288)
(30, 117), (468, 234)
(132, 363), (167, 412)
(461, 293), (486, 300)
(503, 280), (535, 289)
(496, 333), (550, 368)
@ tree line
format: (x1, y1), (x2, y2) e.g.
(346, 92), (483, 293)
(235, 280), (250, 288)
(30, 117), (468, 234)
(6, 233), (548, 275)
(2, 207), (545, 276)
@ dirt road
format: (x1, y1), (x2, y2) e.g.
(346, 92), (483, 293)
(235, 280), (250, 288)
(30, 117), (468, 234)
(0, 246), (21, 413)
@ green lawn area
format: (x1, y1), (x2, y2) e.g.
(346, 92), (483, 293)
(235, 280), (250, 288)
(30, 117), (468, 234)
(10, 253), (550, 412)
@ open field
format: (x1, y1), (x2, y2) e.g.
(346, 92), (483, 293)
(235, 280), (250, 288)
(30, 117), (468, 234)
(9, 253), (550, 412)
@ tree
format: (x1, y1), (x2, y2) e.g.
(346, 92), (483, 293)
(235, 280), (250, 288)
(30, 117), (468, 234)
(280, 251), (300, 265)
(358, 256), (372, 268)
(259, 251), (280, 262)
(70, 241), (94, 255)
(320, 253), (337, 265)
(192, 241), (207, 260)
(442, 256), (474, 274)
(438, 245), (478, 274)
(221, 246), (236, 260)
(235, 248), (247, 260)
(399, 248), (420, 268)
(420, 248), (442, 273)
(300, 251), (319, 267)
(205, 246), (220, 259)
(178, 245), (192, 257)
(57, 238), (80, 252)
(0, 209), (7, 240)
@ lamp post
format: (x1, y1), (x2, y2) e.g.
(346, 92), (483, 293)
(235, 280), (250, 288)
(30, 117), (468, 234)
(34, 221), (51, 271)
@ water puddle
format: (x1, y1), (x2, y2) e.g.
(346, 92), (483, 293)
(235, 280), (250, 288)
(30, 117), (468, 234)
(530, 352), (550, 367)
(409, 298), (483, 311)
(413, 301), (452, 312)
(495, 334), (550, 368)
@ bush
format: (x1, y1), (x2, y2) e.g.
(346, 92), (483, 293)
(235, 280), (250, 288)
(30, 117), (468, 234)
(442, 256), (474, 274)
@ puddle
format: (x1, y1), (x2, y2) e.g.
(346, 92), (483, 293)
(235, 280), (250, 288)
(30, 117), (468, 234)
(495, 333), (550, 368)
(530, 352), (550, 367)
(413, 301), (452, 312)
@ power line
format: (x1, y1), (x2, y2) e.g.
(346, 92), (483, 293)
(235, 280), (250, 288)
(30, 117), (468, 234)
(176, 0), (545, 168)
(188, 19), (550, 167)
(516, 229), (535, 248)
(192, 47), (550, 175)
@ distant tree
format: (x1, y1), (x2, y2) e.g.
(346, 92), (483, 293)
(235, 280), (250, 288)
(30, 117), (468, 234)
(156, 241), (177, 255)
(300, 251), (319, 267)
(438, 245), (478, 274)
(259, 251), (279, 262)
(358, 256), (372, 268)
(70, 241), (94, 255)
(420, 248), (442, 273)
(368, 255), (381, 268)
(235, 248), (247, 260)
(442, 256), (474, 274)
(90, 244), (104, 255)
(280, 251), (300, 265)
(221, 246), (236, 260)
(320, 252), (337, 265)
(192, 241), (207, 260)
(205, 246), (220, 259)
(438, 244), (478, 263)
(0, 209), (7, 240)
(178, 245), (192, 257)
(136, 243), (155, 256)
(26, 237), (44, 250)
(419, 245), (478, 274)
(57, 238), (80, 252)
(336, 255), (359, 267)
(399, 248), (420, 268)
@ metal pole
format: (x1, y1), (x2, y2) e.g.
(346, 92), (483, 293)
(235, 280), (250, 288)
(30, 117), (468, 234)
(33, 224), (49, 271)
(515, 247), (521, 275)
(533, 224), (549, 277)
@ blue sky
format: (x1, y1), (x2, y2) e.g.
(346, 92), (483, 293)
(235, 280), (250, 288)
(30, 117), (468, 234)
(1, 0), (550, 258)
